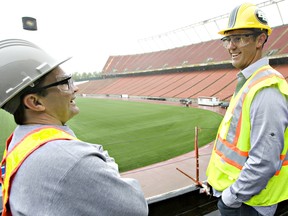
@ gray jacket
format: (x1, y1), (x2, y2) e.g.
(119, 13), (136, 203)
(8, 125), (148, 216)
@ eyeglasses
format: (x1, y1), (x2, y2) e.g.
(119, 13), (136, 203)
(221, 33), (259, 49)
(27, 76), (75, 93)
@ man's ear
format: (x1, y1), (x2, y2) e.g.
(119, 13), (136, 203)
(23, 94), (45, 111)
(256, 33), (267, 48)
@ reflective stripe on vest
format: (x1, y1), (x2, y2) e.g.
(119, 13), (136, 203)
(0, 127), (78, 216)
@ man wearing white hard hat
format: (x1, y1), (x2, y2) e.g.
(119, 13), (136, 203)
(0, 39), (148, 216)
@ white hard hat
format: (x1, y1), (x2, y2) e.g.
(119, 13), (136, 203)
(0, 39), (70, 114)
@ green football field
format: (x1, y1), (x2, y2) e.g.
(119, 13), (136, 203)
(0, 97), (223, 172)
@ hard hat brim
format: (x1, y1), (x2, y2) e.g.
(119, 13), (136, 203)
(218, 27), (272, 35)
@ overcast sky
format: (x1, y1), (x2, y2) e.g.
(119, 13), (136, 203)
(1, 0), (287, 73)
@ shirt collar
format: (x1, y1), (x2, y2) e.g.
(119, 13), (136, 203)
(240, 57), (269, 79)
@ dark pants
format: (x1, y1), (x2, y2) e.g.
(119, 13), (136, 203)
(217, 197), (263, 216)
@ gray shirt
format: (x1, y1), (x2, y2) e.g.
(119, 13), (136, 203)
(8, 124), (148, 216)
(219, 58), (288, 216)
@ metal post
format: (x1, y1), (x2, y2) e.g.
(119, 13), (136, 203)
(195, 126), (199, 182)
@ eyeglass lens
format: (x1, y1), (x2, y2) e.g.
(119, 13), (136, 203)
(221, 34), (255, 49)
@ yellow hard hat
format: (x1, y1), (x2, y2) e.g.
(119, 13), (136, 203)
(218, 3), (272, 35)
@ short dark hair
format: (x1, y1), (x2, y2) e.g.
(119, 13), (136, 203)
(245, 28), (268, 44)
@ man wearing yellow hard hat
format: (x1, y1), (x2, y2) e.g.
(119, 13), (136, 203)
(206, 3), (288, 216)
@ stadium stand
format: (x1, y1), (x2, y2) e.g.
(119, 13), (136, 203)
(77, 24), (288, 102)
(76, 5), (288, 215)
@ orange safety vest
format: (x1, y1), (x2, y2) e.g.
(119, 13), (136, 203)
(0, 126), (78, 216)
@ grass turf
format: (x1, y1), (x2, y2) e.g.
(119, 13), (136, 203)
(0, 98), (223, 172)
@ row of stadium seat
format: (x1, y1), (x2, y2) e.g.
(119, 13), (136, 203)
(77, 24), (288, 101)
(102, 24), (288, 74)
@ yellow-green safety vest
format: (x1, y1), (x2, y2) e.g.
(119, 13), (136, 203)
(206, 65), (288, 206)
(0, 127), (78, 216)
